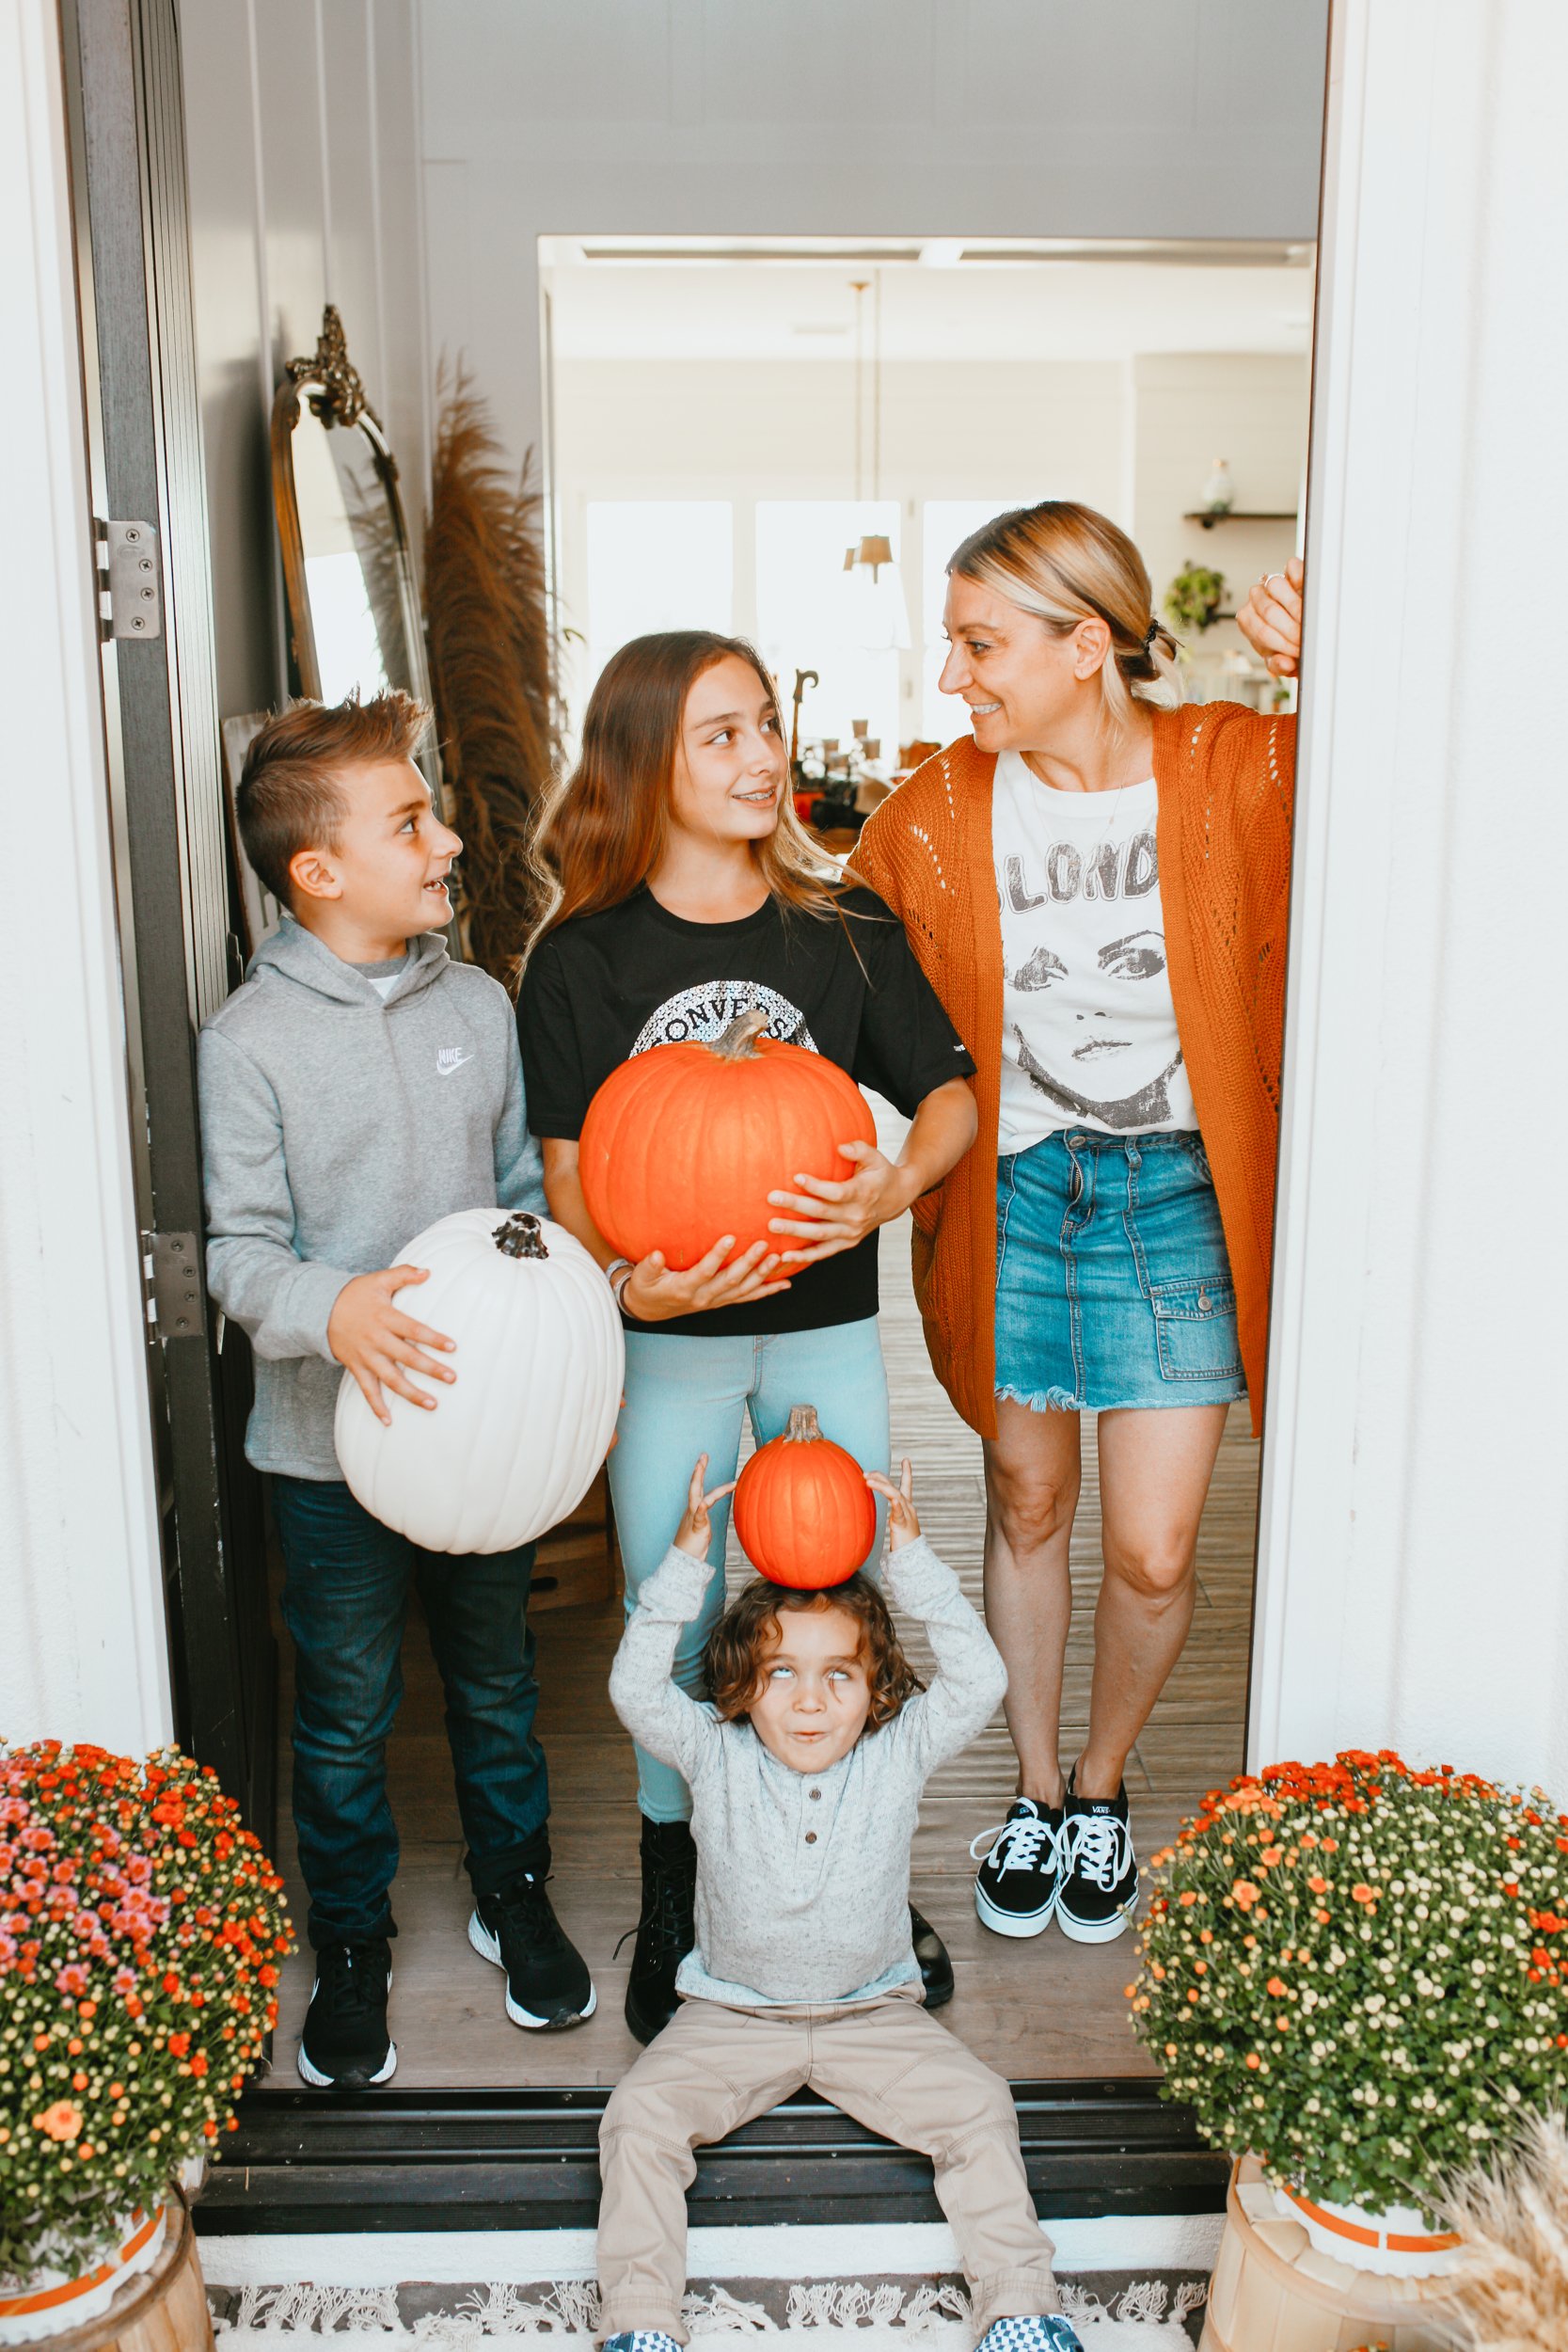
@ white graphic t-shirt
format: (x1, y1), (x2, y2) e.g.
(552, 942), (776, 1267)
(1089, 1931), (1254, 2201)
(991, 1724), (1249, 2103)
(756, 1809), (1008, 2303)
(992, 750), (1196, 1152)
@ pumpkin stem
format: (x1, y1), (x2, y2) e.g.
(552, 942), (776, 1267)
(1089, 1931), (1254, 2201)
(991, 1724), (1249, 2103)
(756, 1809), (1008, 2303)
(494, 1212), (548, 1260)
(711, 1006), (770, 1058)
(784, 1404), (822, 1442)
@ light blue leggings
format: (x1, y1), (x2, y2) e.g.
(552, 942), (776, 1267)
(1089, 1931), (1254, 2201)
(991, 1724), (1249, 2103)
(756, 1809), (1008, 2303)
(607, 1316), (891, 1821)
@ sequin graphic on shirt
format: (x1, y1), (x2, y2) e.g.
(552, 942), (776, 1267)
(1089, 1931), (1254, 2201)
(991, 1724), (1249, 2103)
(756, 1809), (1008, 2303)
(629, 982), (817, 1057)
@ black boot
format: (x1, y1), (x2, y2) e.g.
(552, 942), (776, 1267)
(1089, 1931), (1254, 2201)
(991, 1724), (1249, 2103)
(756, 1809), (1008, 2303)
(910, 1903), (954, 2009)
(622, 1817), (698, 2045)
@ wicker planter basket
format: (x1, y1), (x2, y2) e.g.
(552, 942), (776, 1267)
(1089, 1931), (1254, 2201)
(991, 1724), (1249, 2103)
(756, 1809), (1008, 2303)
(1200, 2157), (1465, 2352)
(0, 2191), (212, 2352)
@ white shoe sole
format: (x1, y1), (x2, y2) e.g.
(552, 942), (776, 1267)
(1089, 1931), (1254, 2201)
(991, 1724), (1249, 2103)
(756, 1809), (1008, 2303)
(296, 1965), (397, 2087)
(467, 1910), (597, 2028)
(1055, 1898), (1138, 1945)
(974, 1878), (1059, 1938)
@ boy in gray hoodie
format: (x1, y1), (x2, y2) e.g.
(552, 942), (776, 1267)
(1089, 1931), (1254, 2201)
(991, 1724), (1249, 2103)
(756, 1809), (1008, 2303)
(198, 691), (595, 2090)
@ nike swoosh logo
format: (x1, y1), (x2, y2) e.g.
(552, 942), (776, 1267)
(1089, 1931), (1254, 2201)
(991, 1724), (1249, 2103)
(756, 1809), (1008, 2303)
(436, 1049), (474, 1077)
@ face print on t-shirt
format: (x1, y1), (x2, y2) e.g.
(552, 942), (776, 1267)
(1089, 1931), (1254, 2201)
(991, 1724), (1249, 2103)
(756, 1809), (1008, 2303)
(1006, 837), (1182, 1127)
(992, 759), (1196, 1143)
(630, 980), (818, 1057)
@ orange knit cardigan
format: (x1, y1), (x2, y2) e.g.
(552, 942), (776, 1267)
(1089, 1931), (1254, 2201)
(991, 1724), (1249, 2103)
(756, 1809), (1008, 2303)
(854, 703), (1295, 1440)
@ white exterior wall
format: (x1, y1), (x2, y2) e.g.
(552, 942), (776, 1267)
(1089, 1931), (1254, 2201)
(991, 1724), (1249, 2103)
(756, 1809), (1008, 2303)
(0, 0), (170, 1752)
(1252, 0), (1568, 1796)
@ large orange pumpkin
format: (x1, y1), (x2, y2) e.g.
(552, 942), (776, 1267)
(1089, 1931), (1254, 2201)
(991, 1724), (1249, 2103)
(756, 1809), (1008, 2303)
(733, 1404), (878, 1589)
(578, 1007), (878, 1271)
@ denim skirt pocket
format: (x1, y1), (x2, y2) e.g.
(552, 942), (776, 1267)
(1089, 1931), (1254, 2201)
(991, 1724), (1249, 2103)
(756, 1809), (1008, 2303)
(1151, 1277), (1243, 1384)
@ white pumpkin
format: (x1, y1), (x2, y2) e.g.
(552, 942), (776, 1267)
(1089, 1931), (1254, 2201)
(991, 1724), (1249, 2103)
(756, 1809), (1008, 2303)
(334, 1208), (625, 1553)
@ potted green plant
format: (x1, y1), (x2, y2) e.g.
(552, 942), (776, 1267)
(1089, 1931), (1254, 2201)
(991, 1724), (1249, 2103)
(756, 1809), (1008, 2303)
(1131, 1751), (1568, 2325)
(0, 1742), (293, 2342)
(1163, 562), (1227, 635)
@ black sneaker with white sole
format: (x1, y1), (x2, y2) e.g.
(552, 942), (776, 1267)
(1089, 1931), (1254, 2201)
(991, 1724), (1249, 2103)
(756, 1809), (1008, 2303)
(297, 1937), (396, 2088)
(971, 1799), (1066, 1938)
(1057, 1773), (1139, 1944)
(469, 1865), (595, 2029)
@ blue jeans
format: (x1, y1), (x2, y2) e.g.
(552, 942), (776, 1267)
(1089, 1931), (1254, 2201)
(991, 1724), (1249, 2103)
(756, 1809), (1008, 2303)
(271, 1476), (550, 1948)
(608, 1317), (891, 1821)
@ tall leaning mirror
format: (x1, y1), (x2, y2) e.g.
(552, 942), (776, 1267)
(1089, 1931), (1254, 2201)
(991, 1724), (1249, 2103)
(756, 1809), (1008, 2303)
(270, 304), (436, 735)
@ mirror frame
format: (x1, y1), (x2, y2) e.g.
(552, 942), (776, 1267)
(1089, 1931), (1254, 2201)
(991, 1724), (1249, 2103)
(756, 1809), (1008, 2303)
(269, 304), (436, 736)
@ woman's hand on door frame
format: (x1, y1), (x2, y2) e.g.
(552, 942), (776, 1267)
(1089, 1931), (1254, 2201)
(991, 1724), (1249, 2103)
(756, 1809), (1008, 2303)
(1237, 555), (1304, 676)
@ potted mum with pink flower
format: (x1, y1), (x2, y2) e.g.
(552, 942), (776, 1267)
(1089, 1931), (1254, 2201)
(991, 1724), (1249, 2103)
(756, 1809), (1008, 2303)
(0, 1742), (293, 2343)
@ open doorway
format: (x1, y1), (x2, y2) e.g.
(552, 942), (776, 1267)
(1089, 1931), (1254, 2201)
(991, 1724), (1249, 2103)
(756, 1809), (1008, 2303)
(261, 233), (1313, 2096)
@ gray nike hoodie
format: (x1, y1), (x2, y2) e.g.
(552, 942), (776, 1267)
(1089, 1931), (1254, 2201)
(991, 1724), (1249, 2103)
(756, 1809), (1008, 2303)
(198, 916), (546, 1479)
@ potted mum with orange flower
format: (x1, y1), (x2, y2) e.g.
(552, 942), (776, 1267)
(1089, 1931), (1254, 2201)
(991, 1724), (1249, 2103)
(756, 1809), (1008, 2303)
(0, 1742), (292, 2343)
(1131, 1752), (1568, 2345)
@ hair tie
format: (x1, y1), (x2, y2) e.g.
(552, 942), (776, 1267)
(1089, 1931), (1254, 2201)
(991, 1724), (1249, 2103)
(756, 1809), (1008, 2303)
(1142, 618), (1159, 656)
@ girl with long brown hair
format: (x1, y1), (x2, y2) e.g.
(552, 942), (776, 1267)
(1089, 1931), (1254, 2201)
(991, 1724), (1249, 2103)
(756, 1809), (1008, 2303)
(516, 629), (977, 2044)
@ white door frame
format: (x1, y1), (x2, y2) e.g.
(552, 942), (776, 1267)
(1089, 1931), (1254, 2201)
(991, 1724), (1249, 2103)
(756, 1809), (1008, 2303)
(1250, 0), (1568, 1794)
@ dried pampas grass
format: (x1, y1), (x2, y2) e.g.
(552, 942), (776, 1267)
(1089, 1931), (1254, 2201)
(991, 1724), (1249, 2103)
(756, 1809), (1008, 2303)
(425, 365), (557, 980)
(1442, 2108), (1568, 2348)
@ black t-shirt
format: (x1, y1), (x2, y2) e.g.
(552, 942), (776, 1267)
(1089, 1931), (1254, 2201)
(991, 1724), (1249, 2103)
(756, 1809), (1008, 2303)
(518, 885), (975, 1337)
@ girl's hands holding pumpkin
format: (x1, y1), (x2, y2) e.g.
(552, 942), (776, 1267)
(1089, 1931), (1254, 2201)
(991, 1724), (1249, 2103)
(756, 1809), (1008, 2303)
(766, 1076), (976, 1263)
(765, 1139), (917, 1263)
(864, 1458), (920, 1549)
(622, 1235), (791, 1322)
(674, 1453), (738, 1558)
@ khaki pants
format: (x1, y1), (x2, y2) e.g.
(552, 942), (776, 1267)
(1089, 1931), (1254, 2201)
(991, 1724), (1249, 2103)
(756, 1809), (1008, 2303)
(596, 1990), (1062, 2343)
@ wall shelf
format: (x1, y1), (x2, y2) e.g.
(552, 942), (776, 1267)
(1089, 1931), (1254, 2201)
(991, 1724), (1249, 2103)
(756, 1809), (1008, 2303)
(1183, 510), (1297, 530)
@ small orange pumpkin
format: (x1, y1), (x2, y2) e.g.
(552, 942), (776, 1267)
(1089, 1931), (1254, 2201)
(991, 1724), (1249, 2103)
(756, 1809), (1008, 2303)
(578, 1007), (878, 1271)
(733, 1404), (877, 1589)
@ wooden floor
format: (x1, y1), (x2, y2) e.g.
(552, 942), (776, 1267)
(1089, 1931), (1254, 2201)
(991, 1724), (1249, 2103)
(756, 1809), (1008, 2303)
(264, 1121), (1259, 2090)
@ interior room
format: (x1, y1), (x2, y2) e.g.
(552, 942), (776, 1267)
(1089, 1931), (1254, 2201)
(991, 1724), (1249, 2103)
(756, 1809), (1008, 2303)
(253, 233), (1312, 2093)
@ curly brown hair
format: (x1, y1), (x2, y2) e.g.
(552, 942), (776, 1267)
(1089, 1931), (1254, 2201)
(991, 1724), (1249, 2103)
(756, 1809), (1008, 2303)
(703, 1575), (925, 1733)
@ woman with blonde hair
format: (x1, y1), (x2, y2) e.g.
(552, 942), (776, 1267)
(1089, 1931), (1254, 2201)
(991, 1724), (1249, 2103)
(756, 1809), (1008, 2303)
(855, 504), (1297, 1947)
(517, 629), (977, 2042)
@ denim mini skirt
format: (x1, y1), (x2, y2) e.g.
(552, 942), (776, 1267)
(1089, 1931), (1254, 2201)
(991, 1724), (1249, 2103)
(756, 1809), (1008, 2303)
(994, 1129), (1246, 1413)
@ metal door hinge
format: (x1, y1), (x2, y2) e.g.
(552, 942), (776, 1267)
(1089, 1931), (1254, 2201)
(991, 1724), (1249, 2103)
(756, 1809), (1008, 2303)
(140, 1229), (206, 1342)
(96, 518), (163, 641)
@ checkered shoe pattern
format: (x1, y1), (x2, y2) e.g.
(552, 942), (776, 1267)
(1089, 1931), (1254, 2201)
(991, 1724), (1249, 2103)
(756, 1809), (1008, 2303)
(975, 2316), (1084, 2352)
(602, 2335), (681, 2352)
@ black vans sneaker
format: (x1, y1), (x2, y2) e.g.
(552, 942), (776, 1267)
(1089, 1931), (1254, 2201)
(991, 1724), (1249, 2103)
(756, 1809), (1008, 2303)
(1057, 1773), (1139, 1944)
(297, 1937), (396, 2088)
(971, 1799), (1066, 1937)
(469, 1866), (596, 2029)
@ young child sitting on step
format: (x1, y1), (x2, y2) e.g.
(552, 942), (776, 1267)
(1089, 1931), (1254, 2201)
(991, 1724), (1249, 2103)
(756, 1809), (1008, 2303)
(597, 1451), (1083, 2352)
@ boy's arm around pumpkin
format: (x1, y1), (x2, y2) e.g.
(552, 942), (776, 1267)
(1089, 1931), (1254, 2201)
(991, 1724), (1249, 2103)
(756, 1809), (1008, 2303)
(608, 1546), (721, 1784)
(880, 1535), (1007, 1778)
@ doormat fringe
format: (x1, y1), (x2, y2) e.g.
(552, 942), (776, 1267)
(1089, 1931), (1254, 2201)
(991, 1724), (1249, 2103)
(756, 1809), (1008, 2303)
(214, 2276), (1206, 2347)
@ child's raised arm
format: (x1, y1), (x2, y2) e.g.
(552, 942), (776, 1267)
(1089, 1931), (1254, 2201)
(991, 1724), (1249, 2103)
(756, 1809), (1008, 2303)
(865, 1460), (1007, 1778)
(607, 1456), (735, 1783)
